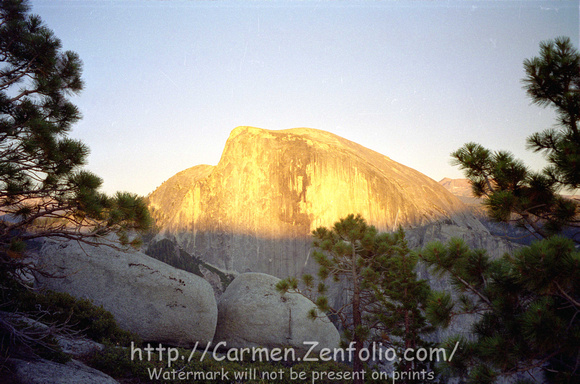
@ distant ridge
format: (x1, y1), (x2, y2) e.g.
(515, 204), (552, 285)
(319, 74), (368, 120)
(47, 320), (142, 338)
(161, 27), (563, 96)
(439, 177), (473, 197)
(439, 177), (482, 206)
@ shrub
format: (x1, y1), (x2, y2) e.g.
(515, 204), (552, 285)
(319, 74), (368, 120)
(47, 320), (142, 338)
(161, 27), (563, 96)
(15, 289), (139, 346)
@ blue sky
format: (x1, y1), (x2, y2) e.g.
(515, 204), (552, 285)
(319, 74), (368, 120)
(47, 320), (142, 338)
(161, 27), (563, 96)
(30, 0), (579, 196)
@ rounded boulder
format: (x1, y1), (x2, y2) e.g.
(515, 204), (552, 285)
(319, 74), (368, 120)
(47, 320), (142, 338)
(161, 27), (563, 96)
(214, 272), (340, 354)
(36, 240), (217, 347)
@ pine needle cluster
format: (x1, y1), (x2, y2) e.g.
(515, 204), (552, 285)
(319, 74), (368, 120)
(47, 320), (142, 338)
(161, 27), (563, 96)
(419, 236), (579, 383)
(277, 214), (436, 383)
(451, 37), (579, 243)
(438, 36), (580, 383)
(0, 0), (152, 367)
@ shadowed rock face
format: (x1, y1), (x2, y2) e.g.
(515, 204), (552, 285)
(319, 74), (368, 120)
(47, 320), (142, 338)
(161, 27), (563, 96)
(214, 273), (340, 353)
(148, 126), (486, 277)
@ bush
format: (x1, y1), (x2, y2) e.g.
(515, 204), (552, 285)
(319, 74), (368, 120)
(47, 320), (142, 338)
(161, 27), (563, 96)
(15, 289), (139, 346)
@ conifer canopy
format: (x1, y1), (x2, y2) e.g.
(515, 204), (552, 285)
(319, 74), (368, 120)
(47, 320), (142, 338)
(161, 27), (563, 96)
(0, 0), (152, 256)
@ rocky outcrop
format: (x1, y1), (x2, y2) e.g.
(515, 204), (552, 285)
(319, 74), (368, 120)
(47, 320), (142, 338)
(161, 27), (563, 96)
(144, 238), (235, 300)
(406, 220), (517, 256)
(149, 126), (490, 277)
(8, 358), (119, 384)
(214, 273), (340, 353)
(36, 240), (217, 347)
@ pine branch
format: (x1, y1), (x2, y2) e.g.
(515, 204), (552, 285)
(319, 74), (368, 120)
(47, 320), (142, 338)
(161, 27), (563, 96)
(555, 281), (580, 309)
(0, 57), (37, 90)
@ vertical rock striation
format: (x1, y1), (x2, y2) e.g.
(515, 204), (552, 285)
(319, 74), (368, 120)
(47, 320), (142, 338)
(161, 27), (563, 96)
(148, 126), (489, 277)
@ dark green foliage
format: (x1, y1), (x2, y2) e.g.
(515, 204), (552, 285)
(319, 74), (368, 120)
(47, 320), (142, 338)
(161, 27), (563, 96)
(363, 228), (436, 373)
(523, 37), (580, 188)
(278, 215), (436, 383)
(444, 36), (580, 381)
(450, 142), (575, 240)
(425, 291), (453, 328)
(0, 322), (71, 364)
(0, 268), (139, 367)
(447, 38), (580, 379)
(0, 274), (72, 363)
(0, 0), (152, 255)
(452, 36), (579, 243)
(0, 0), (152, 371)
(1, 264), (139, 347)
(419, 236), (580, 383)
(15, 289), (138, 345)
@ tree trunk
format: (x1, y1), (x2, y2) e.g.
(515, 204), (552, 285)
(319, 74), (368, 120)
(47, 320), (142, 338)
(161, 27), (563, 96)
(352, 246), (364, 384)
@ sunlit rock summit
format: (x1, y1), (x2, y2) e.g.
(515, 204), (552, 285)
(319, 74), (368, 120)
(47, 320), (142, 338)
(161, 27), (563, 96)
(148, 126), (490, 277)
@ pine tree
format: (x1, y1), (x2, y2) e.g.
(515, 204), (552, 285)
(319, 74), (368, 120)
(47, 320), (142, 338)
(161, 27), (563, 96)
(419, 236), (579, 383)
(0, 0), (151, 360)
(451, 37), (579, 243)
(365, 227), (435, 377)
(422, 37), (580, 383)
(278, 215), (435, 383)
(524, 37), (580, 189)
(0, 0), (152, 257)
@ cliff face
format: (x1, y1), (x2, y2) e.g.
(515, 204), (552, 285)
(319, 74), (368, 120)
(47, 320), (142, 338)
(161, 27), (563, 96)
(148, 126), (487, 276)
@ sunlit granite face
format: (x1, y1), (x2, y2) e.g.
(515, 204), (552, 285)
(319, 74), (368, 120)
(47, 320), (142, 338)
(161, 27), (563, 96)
(147, 126), (484, 276)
